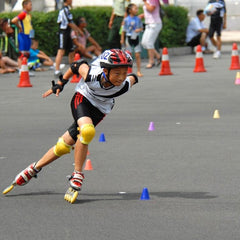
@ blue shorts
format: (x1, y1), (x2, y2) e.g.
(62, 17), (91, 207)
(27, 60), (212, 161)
(18, 33), (31, 51)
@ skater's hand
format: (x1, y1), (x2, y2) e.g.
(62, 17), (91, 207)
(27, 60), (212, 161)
(42, 80), (62, 98)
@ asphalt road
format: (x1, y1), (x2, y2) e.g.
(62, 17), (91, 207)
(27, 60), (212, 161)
(1, 47), (240, 240)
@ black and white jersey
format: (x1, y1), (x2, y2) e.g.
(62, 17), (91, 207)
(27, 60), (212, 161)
(75, 65), (131, 114)
(57, 5), (73, 30)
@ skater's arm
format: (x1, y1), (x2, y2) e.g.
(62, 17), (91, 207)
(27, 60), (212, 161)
(127, 73), (138, 87)
(42, 61), (89, 98)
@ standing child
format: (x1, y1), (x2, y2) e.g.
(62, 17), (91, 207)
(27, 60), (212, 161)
(121, 3), (143, 77)
(11, 0), (34, 74)
(54, 0), (82, 77)
(3, 49), (138, 204)
(205, 0), (227, 59)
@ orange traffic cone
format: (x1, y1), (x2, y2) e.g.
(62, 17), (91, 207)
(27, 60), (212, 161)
(84, 159), (93, 171)
(229, 43), (240, 70)
(159, 47), (173, 75)
(17, 57), (32, 87)
(70, 53), (82, 83)
(193, 45), (206, 72)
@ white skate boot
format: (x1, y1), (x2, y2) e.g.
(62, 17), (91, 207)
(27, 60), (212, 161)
(2, 162), (41, 195)
(64, 171), (84, 204)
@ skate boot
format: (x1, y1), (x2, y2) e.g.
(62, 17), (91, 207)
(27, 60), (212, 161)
(15, 162), (41, 186)
(2, 162), (41, 195)
(64, 171), (84, 204)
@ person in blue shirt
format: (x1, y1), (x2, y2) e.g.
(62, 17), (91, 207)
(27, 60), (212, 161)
(121, 3), (143, 77)
(28, 39), (54, 70)
(186, 9), (211, 54)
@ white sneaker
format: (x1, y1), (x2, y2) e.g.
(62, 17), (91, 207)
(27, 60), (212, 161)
(213, 51), (221, 59)
(54, 70), (62, 77)
(53, 63), (65, 70)
(60, 64), (65, 70)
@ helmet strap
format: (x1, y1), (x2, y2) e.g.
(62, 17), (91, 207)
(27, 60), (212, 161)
(102, 69), (115, 87)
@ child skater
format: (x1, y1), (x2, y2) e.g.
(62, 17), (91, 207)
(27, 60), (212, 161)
(121, 3), (143, 77)
(3, 49), (138, 204)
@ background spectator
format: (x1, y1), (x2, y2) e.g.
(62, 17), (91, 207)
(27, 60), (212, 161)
(71, 16), (102, 60)
(108, 0), (130, 49)
(205, 0), (227, 59)
(121, 3), (143, 77)
(54, 0), (82, 77)
(0, 50), (18, 73)
(0, 17), (19, 61)
(186, 9), (212, 54)
(141, 0), (162, 69)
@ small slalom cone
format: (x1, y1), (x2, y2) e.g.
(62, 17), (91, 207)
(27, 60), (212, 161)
(229, 43), (240, 70)
(140, 187), (150, 200)
(148, 121), (155, 131)
(159, 47), (173, 75)
(70, 53), (82, 83)
(87, 150), (90, 155)
(99, 133), (106, 142)
(17, 57), (32, 87)
(193, 45), (206, 72)
(213, 109), (220, 119)
(84, 159), (93, 170)
(235, 72), (240, 85)
(125, 50), (132, 74)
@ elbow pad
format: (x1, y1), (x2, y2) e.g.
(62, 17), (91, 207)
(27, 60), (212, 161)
(71, 59), (89, 75)
(127, 73), (138, 85)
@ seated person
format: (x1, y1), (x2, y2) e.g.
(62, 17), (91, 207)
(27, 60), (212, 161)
(186, 9), (212, 53)
(0, 50), (18, 73)
(0, 18), (19, 61)
(71, 16), (102, 60)
(28, 39), (64, 71)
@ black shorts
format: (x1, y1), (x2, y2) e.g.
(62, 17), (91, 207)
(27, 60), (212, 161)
(68, 92), (105, 141)
(58, 28), (74, 52)
(209, 17), (223, 38)
(187, 33), (201, 47)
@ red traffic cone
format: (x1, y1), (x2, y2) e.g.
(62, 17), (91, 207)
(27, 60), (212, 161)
(17, 57), (32, 87)
(125, 50), (132, 73)
(70, 53), (82, 83)
(84, 159), (93, 171)
(159, 47), (173, 75)
(193, 45), (206, 72)
(229, 43), (240, 70)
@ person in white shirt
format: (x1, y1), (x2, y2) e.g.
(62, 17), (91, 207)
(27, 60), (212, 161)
(186, 9), (211, 54)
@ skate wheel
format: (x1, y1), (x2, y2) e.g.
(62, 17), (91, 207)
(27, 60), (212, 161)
(64, 187), (78, 204)
(2, 185), (14, 195)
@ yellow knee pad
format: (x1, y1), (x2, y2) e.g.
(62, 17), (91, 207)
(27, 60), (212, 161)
(79, 124), (95, 145)
(53, 137), (72, 157)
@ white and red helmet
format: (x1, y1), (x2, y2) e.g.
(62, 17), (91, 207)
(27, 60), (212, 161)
(100, 49), (133, 69)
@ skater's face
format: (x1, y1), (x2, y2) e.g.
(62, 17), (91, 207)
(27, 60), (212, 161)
(107, 67), (128, 86)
